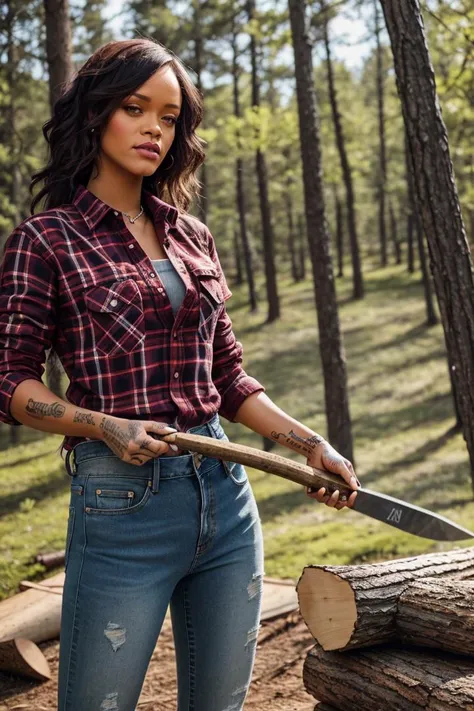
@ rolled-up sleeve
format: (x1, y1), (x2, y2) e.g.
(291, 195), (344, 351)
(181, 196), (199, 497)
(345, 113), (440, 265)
(205, 227), (265, 421)
(0, 226), (58, 425)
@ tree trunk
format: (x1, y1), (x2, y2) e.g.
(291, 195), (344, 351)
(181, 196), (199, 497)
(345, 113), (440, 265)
(44, 0), (73, 400)
(248, 0), (280, 323)
(5, 2), (22, 446)
(405, 135), (415, 273)
(298, 214), (306, 281)
(233, 229), (243, 286)
(322, 6), (363, 298)
(374, 0), (388, 267)
(232, 21), (258, 312)
(381, 0), (474, 485)
(415, 219), (438, 327)
(283, 156), (299, 283)
(193, 0), (207, 225)
(288, 0), (353, 460)
(297, 546), (474, 651)
(333, 188), (343, 278)
(304, 644), (474, 711)
(389, 200), (402, 264)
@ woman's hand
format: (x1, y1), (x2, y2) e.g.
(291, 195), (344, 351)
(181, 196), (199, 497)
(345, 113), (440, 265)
(305, 439), (360, 510)
(98, 416), (178, 466)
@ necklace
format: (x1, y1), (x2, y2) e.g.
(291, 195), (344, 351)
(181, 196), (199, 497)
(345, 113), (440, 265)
(121, 205), (144, 223)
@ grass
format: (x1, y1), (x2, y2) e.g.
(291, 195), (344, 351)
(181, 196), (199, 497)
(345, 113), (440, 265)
(0, 261), (472, 599)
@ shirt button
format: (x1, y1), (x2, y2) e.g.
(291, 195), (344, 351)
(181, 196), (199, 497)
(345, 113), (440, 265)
(150, 273), (155, 278)
(110, 299), (118, 307)
(114, 211), (118, 216)
(173, 332), (177, 338)
(173, 372), (179, 379)
(158, 288), (164, 293)
(129, 244), (134, 249)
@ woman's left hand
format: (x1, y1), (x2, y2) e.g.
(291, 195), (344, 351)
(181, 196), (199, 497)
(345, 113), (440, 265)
(305, 440), (360, 510)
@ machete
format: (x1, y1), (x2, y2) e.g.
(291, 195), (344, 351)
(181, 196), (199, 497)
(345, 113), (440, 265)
(158, 432), (474, 542)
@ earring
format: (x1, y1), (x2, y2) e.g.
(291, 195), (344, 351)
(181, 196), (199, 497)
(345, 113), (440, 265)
(164, 154), (174, 170)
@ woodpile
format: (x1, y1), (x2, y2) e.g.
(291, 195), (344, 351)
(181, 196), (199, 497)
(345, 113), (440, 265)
(297, 547), (474, 710)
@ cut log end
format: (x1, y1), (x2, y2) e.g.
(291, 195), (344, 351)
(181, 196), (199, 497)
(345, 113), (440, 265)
(297, 568), (356, 650)
(0, 638), (51, 681)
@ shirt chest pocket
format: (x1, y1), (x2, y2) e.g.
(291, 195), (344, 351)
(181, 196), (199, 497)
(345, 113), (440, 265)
(197, 275), (225, 342)
(84, 279), (145, 357)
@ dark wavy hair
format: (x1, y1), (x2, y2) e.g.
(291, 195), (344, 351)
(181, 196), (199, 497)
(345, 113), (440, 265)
(30, 38), (206, 214)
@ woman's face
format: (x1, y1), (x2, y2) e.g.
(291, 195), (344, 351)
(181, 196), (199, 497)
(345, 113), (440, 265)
(99, 64), (182, 177)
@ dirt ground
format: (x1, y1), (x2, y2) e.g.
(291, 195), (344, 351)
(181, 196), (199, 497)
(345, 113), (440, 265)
(0, 610), (318, 710)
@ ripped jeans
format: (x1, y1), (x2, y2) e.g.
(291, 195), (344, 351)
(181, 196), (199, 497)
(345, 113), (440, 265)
(58, 414), (264, 711)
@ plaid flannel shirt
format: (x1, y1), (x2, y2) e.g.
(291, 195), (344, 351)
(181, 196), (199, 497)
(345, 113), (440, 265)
(0, 184), (264, 455)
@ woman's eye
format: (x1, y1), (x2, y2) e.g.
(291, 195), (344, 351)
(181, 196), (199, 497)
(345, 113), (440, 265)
(124, 106), (178, 125)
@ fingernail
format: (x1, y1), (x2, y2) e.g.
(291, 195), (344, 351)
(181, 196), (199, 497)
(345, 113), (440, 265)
(170, 444), (178, 452)
(351, 476), (359, 488)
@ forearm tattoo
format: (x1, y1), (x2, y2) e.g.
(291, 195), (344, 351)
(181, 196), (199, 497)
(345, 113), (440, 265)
(26, 399), (65, 420)
(73, 411), (95, 426)
(271, 429), (325, 456)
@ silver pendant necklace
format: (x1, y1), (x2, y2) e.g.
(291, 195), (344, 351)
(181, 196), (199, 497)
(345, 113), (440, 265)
(121, 205), (144, 223)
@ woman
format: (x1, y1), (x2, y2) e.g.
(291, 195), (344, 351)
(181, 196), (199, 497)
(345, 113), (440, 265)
(0, 38), (359, 711)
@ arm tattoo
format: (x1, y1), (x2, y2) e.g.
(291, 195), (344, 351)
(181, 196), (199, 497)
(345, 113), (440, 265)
(26, 399), (65, 420)
(73, 411), (96, 426)
(271, 429), (325, 456)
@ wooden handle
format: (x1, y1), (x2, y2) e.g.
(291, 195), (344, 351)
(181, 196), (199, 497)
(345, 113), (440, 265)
(161, 432), (353, 495)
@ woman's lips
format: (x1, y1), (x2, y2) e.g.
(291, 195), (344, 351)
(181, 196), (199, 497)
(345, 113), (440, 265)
(134, 147), (160, 160)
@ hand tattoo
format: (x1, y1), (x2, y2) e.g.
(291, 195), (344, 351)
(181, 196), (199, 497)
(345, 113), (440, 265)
(26, 399), (65, 420)
(271, 429), (325, 456)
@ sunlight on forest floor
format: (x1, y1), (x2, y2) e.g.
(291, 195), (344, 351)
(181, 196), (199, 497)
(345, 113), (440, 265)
(0, 262), (471, 598)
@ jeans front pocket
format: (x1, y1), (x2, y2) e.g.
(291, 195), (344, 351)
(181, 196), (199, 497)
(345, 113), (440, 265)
(84, 475), (153, 516)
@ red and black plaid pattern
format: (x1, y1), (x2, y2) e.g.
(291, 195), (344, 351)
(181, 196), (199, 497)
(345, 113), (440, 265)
(0, 184), (264, 456)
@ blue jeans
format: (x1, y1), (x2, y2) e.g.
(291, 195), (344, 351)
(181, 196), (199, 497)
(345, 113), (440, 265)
(58, 414), (264, 711)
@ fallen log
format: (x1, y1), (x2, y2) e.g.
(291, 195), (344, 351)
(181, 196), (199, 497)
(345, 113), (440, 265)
(297, 546), (474, 651)
(0, 638), (51, 681)
(0, 571), (64, 644)
(35, 550), (65, 569)
(303, 644), (474, 710)
(397, 578), (474, 656)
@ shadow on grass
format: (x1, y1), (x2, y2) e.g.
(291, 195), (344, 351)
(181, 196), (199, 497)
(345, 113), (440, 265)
(0, 449), (59, 471)
(0, 462), (68, 520)
(360, 424), (461, 487)
(256, 483), (309, 525)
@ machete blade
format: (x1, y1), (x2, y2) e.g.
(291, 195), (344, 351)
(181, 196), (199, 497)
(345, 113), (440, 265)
(352, 487), (474, 541)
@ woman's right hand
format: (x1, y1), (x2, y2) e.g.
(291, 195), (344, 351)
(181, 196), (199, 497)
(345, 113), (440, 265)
(98, 416), (177, 466)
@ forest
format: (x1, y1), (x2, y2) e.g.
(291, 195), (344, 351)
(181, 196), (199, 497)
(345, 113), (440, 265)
(0, 0), (474, 707)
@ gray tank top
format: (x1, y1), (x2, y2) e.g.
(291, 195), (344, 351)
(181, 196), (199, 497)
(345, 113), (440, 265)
(151, 259), (186, 317)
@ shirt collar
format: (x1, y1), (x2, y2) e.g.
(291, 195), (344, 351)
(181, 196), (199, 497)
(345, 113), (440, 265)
(72, 183), (179, 230)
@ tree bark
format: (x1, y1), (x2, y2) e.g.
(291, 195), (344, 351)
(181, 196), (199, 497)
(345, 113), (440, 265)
(397, 578), (474, 655)
(405, 135), (416, 273)
(304, 643), (474, 711)
(322, 5), (363, 298)
(247, 0), (280, 322)
(374, 0), (388, 268)
(298, 214), (306, 281)
(333, 187), (343, 278)
(288, 0), (353, 460)
(380, 0), (474, 486)
(297, 546), (474, 651)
